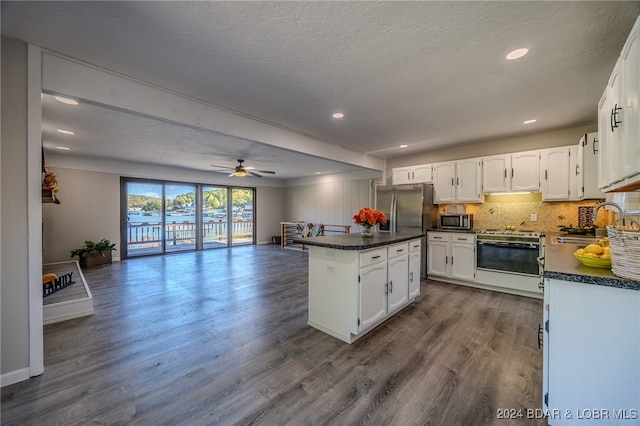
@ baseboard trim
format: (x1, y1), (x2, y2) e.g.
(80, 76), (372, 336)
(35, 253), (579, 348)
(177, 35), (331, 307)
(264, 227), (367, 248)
(1, 367), (30, 387)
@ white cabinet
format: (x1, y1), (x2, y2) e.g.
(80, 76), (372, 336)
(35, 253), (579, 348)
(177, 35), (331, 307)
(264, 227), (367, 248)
(482, 154), (510, 193)
(598, 60), (623, 190)
(307, 238), (419, 344)
(540, 146), (574, 201)
(598, 17), (640, 191)
(511, 150), (540, 192)
(482, 151), (539, 194)
(408, 239), (421, 300)
(432, 159), (482, 203)
(392, 164), (432, 185)
(427, 232), (475, 281)
(387, 242), (409, 313)
(543, 278), (640, 425)
(577, 132), (602, 199)
(359, 248), (388, 331)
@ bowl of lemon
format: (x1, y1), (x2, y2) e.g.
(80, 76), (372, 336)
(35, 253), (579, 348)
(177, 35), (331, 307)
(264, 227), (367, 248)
(574, 238), (612, 268)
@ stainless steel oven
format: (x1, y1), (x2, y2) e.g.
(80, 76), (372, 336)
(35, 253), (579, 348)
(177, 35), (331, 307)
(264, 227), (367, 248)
(476, 230), (541, 276)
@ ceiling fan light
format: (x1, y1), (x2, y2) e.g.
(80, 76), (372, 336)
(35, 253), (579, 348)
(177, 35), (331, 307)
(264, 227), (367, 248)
(234, 170), (247, 177)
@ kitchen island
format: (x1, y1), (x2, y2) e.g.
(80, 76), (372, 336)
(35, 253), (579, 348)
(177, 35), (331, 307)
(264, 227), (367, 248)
(542, 240), (640, 425)
(294, 232), (423, 344)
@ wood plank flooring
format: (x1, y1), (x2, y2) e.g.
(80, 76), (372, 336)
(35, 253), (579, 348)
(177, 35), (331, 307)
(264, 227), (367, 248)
(1, 245), (546, 425)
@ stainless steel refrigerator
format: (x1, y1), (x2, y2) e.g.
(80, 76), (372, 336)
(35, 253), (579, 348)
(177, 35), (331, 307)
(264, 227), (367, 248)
(375, 183), (437, 279)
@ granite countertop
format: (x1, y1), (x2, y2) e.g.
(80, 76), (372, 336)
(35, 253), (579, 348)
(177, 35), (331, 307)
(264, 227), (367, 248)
(292, 232), (424, 250)
(544, 237), (640, 291)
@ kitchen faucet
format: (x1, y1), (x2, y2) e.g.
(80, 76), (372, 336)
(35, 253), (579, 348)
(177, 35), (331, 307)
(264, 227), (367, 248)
(593, 201), (624, 219)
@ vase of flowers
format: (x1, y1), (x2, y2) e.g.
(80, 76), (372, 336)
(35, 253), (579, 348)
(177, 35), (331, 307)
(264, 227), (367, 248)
(353, 207), (387, 238)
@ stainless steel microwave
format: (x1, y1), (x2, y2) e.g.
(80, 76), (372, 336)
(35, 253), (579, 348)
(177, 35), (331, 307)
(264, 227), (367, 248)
(439, 214), (473, 230)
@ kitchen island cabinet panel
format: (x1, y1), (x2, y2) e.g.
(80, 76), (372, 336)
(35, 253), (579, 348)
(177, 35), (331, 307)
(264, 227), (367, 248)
(544, 278), (640, 425)
(302, 233), (423, 344)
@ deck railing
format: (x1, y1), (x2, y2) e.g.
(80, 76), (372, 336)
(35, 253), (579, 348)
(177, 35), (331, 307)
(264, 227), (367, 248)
(280, 221), (351, 249)
(127, 219), (253, 248)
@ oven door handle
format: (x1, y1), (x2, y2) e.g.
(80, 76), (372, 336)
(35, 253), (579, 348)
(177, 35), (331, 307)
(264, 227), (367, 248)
(536, 256), (545, 267)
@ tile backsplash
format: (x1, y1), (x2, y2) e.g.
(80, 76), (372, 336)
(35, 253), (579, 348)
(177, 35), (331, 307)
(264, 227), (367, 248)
(441, 193), (610, 233)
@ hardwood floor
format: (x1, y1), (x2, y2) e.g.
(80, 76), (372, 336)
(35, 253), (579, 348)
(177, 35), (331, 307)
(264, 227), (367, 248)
(2, 245), (546, 425)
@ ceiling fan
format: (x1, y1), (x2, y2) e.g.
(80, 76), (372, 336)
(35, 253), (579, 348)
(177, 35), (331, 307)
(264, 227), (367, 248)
(210, 159), (276, 178)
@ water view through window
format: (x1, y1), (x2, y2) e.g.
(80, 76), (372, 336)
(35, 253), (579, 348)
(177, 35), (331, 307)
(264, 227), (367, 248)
(123, 179), (254, 258)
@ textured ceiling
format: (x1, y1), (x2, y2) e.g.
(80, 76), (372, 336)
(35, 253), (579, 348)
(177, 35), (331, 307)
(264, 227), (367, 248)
(3, 1), (640, 179)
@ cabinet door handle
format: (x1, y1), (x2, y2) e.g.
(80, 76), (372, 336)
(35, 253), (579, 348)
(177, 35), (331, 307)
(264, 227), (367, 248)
(385, 283), (388, 294)
(396, 249), (404, 254)
(575, 164), (579, 176)
(445, 256), (448, 265)
(538, 324), (544, 349)
(389, 281), (393, 293)
(451, 177), (454, 186)
(511, 168), (514, 178)
(504, 169), (507, 179)
(410, 271), (414, 283)
(611, 103), (622, 132)
(544, 170), (548, 180)
(593, 137), (598, 155)
(456, 177), (459, 186)
(371, 255), (381, 260)
(451, 256), (454, 265)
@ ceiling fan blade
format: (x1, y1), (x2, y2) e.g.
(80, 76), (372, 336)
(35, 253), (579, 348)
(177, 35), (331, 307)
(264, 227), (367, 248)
(254, 169), (276, 174)
(228, 172), (235, 177)
(247, 170), (263, 177)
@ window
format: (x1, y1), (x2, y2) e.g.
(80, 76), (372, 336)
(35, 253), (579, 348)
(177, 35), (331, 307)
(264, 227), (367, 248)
(122, 178), (255, 258)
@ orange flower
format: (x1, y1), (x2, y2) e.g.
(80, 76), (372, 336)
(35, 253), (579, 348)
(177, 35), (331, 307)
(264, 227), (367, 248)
(353, 208), (387, 226)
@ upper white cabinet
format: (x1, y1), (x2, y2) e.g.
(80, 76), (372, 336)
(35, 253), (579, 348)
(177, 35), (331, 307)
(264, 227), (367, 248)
(392, 164), (432, 185)
(577, 132), (602, 199)
(540, 146), (573, 201)
(433, 159), (482, 203)
(598, 17), (640, 191)
(482, 150), (539, 194)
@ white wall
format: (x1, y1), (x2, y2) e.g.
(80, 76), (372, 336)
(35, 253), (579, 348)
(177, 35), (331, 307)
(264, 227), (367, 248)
(42, 163), (286, 263)
(42, 168), (120, 263)
(1, 38), (33, 382)
(284, 172), (379, 233)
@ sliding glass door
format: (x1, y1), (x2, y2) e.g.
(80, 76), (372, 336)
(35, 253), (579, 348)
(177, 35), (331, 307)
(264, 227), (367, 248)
(231, 188), (254, 246)
(123, 178), (255, 258)
(202, 186), (228, 248)
(165, 183), (197, 253)
(125, 181), (164, 256)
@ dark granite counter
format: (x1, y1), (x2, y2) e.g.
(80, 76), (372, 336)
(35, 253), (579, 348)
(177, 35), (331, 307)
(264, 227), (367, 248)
(292, 232), (424, 250)
(544, 238), (640, 291)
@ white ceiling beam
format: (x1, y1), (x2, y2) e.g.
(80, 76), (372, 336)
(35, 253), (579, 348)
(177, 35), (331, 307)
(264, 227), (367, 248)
(41, 51), (384, 172)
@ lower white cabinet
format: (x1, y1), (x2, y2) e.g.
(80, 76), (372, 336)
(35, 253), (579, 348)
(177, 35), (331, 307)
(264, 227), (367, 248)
(307, 238), (421, 344)
(427, 232), (476, 281)
(408, 239), (421, 299)
(543, 278), (640, 425)
(387, 242), (409, 312)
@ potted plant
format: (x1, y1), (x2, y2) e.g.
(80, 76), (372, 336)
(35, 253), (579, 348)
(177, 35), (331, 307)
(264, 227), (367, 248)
(70, 239), (117, 269)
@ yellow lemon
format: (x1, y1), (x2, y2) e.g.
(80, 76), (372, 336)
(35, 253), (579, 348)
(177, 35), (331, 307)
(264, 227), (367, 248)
(601, 253), (611, 259)
(584, 243), (604, 255)
(575, 248), (585, 255)
(599, 238), (610, 247)
(582, 252), (599, 258)
(603, 247), (611, 254)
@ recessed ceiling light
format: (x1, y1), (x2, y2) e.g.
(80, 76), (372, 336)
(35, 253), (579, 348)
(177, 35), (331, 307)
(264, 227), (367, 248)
(523, 119), (537, 124)
(400, 145), (408, 148)
(56, 129), (75, 135)
(332, 112), (344, 119)
(56, 146), (71, 151)
(506, 48), (529, 60)
(54, 96), (79, 106)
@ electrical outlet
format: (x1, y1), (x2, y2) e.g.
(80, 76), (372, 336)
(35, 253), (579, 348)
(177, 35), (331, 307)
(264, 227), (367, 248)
(530, 214), (537, 222)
